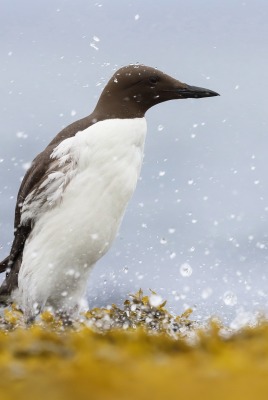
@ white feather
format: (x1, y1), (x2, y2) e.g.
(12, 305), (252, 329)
(15, 117), (147, 319)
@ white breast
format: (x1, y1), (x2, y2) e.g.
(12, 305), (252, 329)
(17, 117), (147, 319)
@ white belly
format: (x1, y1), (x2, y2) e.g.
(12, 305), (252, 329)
(16, 117), (147, 319)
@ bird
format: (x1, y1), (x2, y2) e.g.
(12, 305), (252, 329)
(0, 64), (219, 322)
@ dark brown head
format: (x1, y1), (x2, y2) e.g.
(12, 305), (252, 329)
(94, 64), (219, 119)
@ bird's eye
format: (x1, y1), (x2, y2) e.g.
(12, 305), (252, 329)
(148, 76), (159, 85)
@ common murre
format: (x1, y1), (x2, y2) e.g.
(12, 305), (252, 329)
(0, 64), (219, 321)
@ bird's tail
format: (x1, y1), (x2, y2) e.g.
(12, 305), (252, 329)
(0, 254), (21, 305)
(0, 256), (10, 305)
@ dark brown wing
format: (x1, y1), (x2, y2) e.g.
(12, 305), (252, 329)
(0, 146), (54, 270)
(0, 114), (98, 300)
(0, 149), (53, 301)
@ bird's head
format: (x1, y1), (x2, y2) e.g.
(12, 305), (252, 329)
(94, 64), (219, 119)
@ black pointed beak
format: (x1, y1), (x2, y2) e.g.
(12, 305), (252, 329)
(177, 84), (220, 99)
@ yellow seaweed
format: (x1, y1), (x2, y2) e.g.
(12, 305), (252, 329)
(0, 291), (268, 400)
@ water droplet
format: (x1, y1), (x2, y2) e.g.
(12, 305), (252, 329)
(201, 288), (212, 299)
(22, 162), (31, 171)
(157, 124), (164, 131)
(66, 269), (75, 276)
(90, 42), (99, 51)
(149, 294), (163, 307)
(16, 131), (28, 139)
(223, 291), (237, 306)
(180, 263), (192, 277)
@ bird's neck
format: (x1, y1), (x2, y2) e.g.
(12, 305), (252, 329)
(93, 93), (146, 120)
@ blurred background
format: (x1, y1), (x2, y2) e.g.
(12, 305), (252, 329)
(1, 0), (268, 326)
